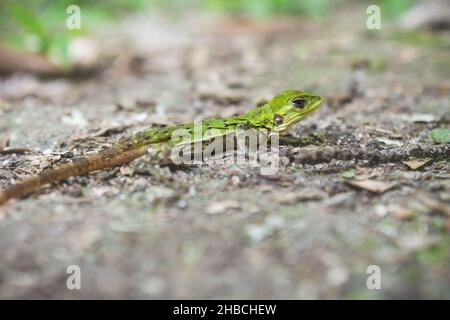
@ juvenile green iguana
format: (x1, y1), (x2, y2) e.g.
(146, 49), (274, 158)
(0, 90), (323, 204)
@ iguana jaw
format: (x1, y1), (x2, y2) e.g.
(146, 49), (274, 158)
(272, 94), (323, 133)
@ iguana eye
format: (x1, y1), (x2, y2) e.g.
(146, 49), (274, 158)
(292, 98), (307, 108)
(274, 114), (284, 126)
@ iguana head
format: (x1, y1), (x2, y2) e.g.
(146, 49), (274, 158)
(248, 90), (323, 133)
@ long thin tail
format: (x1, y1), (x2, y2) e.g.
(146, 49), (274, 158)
(0, 138), (147, 205)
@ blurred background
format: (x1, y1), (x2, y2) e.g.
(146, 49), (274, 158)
(0, 0), (448, 73)
(0, 0), (449, 299)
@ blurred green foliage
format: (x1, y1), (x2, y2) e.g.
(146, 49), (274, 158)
(9, 3), (53, 55)
(199, 0), (339, 18)
(390, 31), (450, 48)
(0, 0), (147, 64)
(376, 0), (415, 18)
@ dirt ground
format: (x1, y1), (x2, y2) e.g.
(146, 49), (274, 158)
(0, 6), (449, 299)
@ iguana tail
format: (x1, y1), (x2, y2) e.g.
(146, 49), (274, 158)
(0, 138), (147, 205)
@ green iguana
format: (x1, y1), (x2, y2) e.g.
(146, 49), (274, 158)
(0, 90), (323, 204)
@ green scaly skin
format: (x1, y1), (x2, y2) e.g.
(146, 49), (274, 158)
(0, 90), (322, 204)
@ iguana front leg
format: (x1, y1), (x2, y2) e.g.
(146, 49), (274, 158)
(147, 143), (175, 165)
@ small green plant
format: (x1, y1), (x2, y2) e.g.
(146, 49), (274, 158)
(9, 4), (52, 55)
(340, 169), (356, 179)
(430, 128), (450, 144)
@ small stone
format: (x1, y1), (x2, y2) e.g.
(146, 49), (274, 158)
(39, 159), (51, 170)
(177, 199), (188, 209)
(245, 215), (284, 242)
(273, 189), (325, 205)
(61, 110), (88, 127)
(243, 203), (260, 214)
(63, 187), (83, 198)
(139, 277), (166, 296)
(245, 224), (268, 242)
(374, 204), (388, 217)
(257, 184), (274, 192)
(147, 186), (177, 203)
(0, 169), (14, 180)
(265, 215), (284, 228)
(205, 200), (240, 214)
(346, 179), (397, 194)
(274, 192), (299, 205)
(280, 156), (290, 166)
(188, 186), (197, 196)
(120, 166), (133, 176)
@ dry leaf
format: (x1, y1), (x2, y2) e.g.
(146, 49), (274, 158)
(346, 180), (397, 193)
(376, 137), (403, 146)
(391, 205), (414, 220)
(403, 158), (431, 170)
(418, 194), (450, 216)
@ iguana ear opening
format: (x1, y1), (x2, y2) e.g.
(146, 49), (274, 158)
(274, 114), (284, 125)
